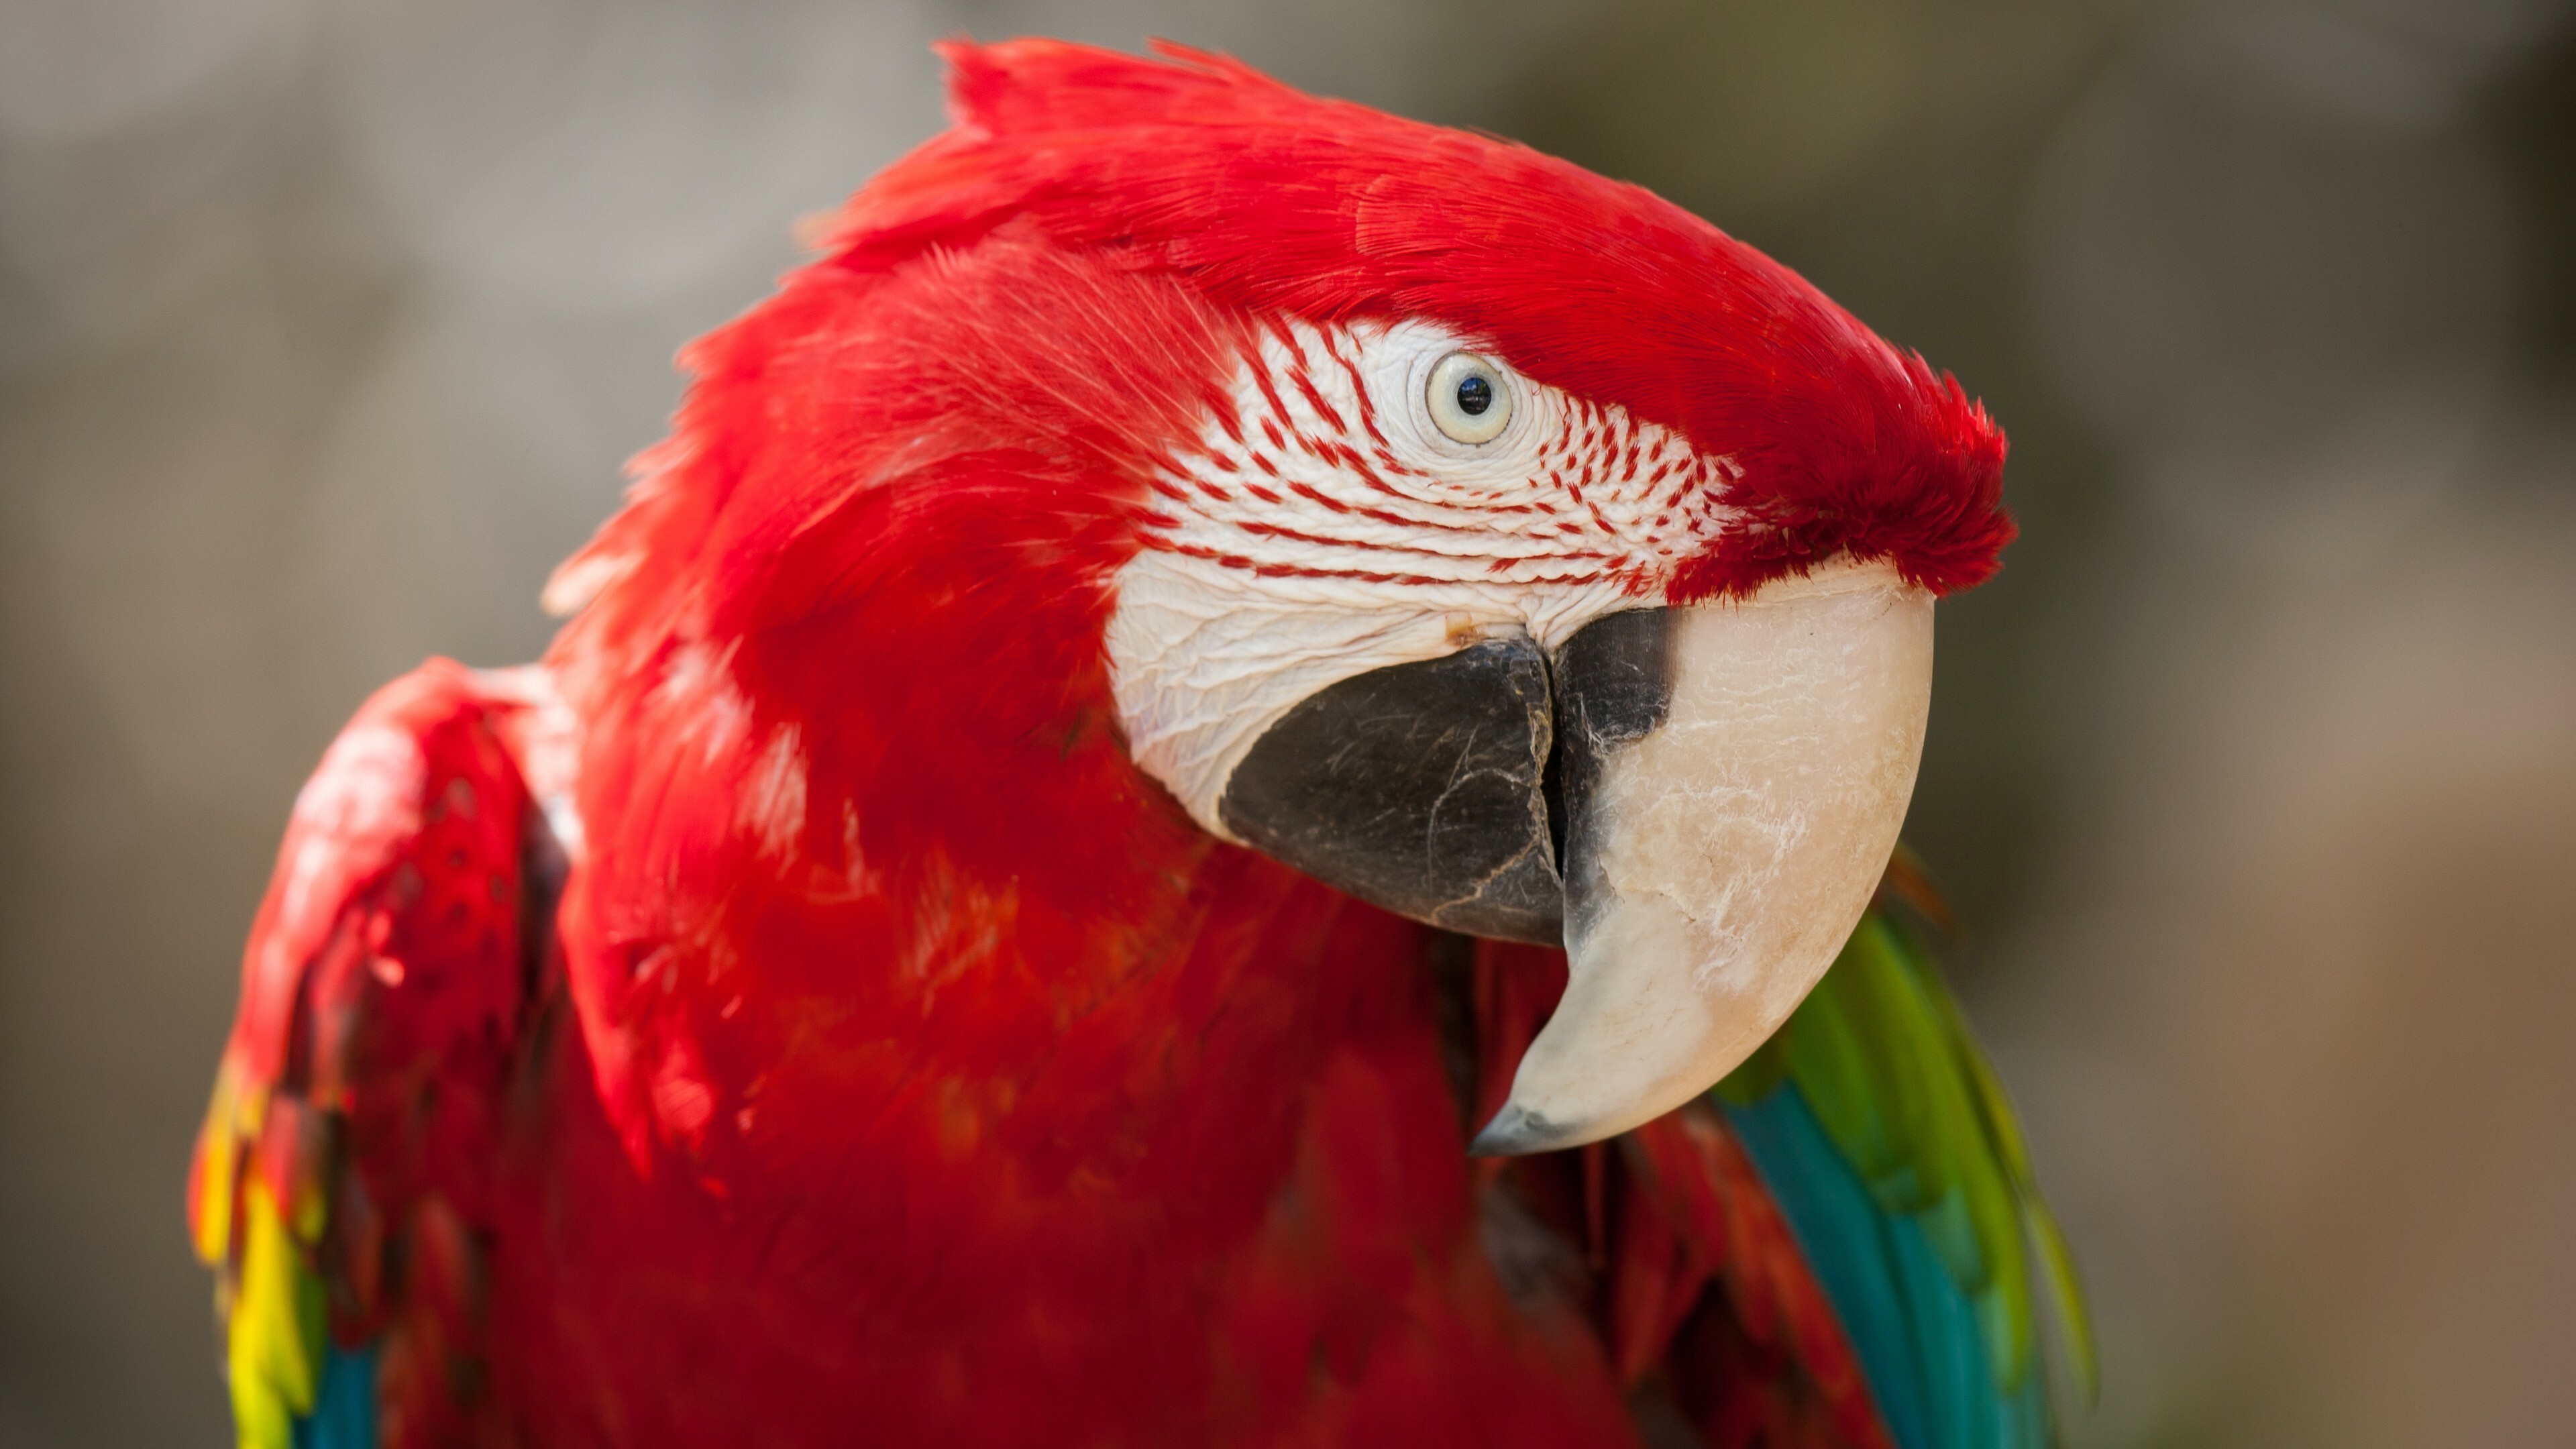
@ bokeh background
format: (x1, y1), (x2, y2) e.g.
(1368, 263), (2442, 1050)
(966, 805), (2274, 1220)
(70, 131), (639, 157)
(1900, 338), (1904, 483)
(4, 0), (2572, 1442)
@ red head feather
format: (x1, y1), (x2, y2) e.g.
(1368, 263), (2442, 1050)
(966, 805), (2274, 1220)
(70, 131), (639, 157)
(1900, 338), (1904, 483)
(559, 39), (2012, 642)
(827, 38), (2013, 598)
(539, 37), (2012, 1173)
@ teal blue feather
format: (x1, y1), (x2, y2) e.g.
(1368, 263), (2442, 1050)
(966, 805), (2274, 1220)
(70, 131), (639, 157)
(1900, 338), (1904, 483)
(290, 1342), (378, 1449)
(1724, 1087), (1926, 1448)
(1727, 1086), (2049, 1449)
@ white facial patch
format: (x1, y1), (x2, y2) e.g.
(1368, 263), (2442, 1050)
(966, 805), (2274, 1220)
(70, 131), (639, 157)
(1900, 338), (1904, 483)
(1103, 318), (1742, 839)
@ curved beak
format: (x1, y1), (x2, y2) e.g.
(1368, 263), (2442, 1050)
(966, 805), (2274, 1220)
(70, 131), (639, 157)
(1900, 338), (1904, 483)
(1210, 562), (1933, 1157)
(1471, 567), (1933, 1153)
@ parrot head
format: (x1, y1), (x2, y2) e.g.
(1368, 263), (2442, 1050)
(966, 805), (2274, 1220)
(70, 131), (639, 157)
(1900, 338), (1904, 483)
(551, 40), (2011, 1159)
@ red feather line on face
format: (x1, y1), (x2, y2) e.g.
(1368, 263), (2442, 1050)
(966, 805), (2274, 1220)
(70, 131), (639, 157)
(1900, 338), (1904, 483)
(1134, 317), (1729, 597)
(802, 37), (2013, 601)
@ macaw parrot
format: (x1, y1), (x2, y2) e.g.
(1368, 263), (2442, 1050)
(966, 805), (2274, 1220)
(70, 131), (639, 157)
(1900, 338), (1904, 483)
(188, 38), (2092, 1449)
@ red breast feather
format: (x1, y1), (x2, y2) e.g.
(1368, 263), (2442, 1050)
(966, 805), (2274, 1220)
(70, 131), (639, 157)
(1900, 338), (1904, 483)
(526, 214), (1637, 1443)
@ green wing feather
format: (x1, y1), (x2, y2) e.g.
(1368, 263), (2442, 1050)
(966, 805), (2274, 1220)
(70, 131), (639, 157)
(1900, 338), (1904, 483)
(1717, 898), (2096, 1445)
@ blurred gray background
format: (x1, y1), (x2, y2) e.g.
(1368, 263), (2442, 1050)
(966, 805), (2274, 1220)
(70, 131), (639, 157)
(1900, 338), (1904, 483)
(4, 0), (2573, 1443)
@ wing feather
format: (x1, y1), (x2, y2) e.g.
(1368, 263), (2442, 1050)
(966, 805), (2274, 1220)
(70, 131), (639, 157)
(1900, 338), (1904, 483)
(188, 660), (547, 1449)
(1716, 900), (2094, 1449)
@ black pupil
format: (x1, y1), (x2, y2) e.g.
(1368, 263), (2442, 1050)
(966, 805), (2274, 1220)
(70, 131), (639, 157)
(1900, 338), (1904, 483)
(1454, 374), (1493, 416)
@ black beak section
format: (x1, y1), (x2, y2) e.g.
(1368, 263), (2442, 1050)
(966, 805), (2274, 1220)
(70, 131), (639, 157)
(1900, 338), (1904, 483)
(1215, 614), (1677, 949)
(1218, 635), (1565, 945)
(1548, 610), (1675, 947)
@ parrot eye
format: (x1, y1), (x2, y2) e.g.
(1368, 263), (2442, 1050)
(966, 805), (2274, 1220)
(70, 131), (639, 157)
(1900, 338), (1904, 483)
(1426, 352), (1513, 444)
